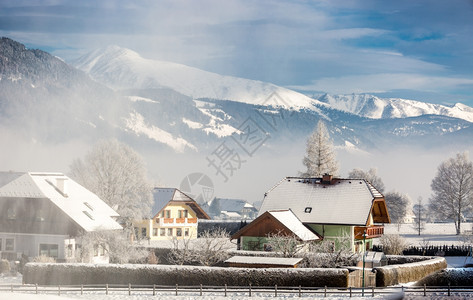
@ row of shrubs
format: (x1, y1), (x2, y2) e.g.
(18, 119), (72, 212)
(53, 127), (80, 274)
(375, 256), (447, 286)
(373, 244), (471, 256)
(23, 263), (348, 287)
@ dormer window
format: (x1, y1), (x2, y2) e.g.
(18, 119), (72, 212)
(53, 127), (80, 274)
(83, 211), (94, 220)
(84, 202), (94, 211)
(304, 207), (312, 213)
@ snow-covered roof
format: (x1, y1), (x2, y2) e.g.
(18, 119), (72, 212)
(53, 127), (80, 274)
(220, 211), (242, 218)
(151, 188), (210, 219)
(225, 255), (303, 266)
(258, 177), (385, 226)
(268, 210), (319, 241)
(0, 172), (122, 232)
(212, 198), (256, 213)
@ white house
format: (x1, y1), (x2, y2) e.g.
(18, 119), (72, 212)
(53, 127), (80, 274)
(0, 172), (122, 263)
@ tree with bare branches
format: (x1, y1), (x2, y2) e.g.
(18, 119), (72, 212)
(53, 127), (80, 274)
(69, 139), (153, 226)
(430, 152), (473, 235)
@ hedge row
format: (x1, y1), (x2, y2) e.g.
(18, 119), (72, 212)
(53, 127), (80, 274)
(23, 263), (349, 287)
(415, 268), (473, 286)
(374, 257), (447, 286)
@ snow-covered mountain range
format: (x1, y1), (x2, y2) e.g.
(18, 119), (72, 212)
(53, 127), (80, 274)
(1, 37), (473, 155)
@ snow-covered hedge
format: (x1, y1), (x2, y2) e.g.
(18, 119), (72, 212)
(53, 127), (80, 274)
(385, 255), (431, 265)
(374, 257), (447, 286)
(23, 263), (349, 287)
(414, 268), (473, 286)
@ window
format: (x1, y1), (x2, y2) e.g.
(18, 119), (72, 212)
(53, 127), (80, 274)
(36, 209), (45, 222)
(0, 238), (2, 251)
(184, 228), (189, 237)
(94, 244), (105, 257)
(153, 228), (158, 236)
(83, 210), (94, 220)
(39, 244), (58, 258)
(167, 228), (173, 236)
(7, 208), (16, 220)
(178, 210), (188, 218)
(67, 244), (73, 258)
(165, 210), (171, 218)
(141, 228), (147, 238)
(176, 228), (182, 237)
(5, 238), (14, 251)
(304, 207), (312, 213)
(160, 228), (165, 236)
(84, 202), (94, 211)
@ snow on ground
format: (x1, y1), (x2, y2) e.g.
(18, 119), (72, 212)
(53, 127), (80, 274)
(381, 223), (473, 247)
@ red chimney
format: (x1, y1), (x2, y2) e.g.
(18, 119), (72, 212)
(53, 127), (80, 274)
(322, 174), (333, 184)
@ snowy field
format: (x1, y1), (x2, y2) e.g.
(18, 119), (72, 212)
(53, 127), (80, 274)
(380, 223), (473, 247)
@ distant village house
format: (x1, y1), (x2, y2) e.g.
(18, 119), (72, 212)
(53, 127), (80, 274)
(133, 188), (210, 240)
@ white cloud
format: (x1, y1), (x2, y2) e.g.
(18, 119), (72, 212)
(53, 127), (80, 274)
(292, 73), (473, 95)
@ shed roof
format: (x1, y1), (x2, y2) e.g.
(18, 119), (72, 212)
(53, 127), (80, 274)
(225, 255), (303, 266)
(258, 177), (386, 226)
(0, 172), (122, 232)
(213, 198), (256, 212)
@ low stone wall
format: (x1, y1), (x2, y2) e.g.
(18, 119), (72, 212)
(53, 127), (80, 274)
(374, 257), (447, 286)
(23, 263), (349, 287)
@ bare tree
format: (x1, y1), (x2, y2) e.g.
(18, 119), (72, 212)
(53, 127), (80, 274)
(348, 168), (385, 193)
(430, 152), (473, 235)
(168, 236), (195, 265)
(266, 231), (304, 258)
(301, 120), (339, 177)
(76, 229), (148, 264)
(302, 234), (359, 268)
(412, 197), (426, 236)
(193, 228), (233, 266)
(378, 234), (408, 255)
(385, 191), (410, 229)
(69, 139), (153, 225)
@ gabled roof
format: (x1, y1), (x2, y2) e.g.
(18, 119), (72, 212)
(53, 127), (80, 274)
(152, 188), (210, 219)
(231, 209), (320, 241)
(212, 198), (256, 213)
(258, 177), (389, 226)
(0, 172), (122, 232)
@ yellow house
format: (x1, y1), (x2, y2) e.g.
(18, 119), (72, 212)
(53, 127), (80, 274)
(134, 188), (210, 240)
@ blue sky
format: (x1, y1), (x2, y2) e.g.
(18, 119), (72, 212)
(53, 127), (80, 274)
(1, 0), (473, 106)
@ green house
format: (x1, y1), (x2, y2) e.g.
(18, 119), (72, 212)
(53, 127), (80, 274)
(231, 175), (390, 253)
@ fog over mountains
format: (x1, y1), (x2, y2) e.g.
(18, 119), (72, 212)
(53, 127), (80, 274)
(1, 37), (472, 203)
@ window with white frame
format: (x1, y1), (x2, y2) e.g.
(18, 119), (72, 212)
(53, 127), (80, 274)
(5, 238), (14, 251)
(39, 243), (58, 258)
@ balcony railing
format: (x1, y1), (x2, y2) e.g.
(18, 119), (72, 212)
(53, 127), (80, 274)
(155, 218), (198, 226)
(354, 225), (384, 240)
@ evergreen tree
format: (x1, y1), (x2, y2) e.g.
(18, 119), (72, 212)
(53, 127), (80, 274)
(301, 120), (339, 177)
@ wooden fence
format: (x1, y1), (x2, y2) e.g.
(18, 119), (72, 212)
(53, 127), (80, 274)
(1, 283), (473, 298)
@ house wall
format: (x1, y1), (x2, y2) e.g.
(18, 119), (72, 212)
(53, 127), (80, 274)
(134, 203), (199, 241)
(0, 197), (81, 236)
(0, 232), (74, 261)
(308, 224), (356, 252)
(240, 236), (269, 251)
